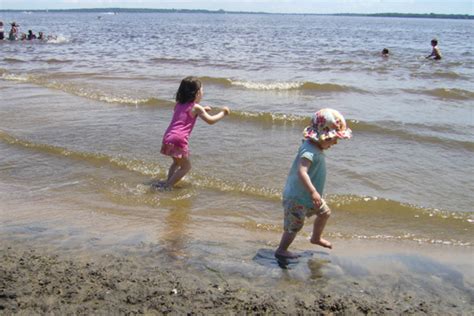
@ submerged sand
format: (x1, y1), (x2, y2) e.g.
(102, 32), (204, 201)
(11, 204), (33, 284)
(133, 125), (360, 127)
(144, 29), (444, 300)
(2, 239), (472, 315)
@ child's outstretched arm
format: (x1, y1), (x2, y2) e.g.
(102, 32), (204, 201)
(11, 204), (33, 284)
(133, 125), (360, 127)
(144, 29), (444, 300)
(298, 158), (322, 208)
(193, 104), (230, 125)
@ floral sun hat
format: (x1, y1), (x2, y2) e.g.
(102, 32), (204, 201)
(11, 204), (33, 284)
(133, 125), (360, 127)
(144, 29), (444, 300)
(303, 108), (352, 142)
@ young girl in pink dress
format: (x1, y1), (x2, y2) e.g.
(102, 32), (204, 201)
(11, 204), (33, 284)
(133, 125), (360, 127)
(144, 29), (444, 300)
(157, 76), (230, 189)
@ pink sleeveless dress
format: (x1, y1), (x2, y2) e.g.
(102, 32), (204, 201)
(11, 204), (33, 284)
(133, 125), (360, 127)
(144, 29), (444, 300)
(160, 102), (198, 158)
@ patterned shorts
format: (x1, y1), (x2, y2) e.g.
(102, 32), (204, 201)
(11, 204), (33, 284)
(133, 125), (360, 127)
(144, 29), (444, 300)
(160, 142), (189, 159)
(283, 199), (331, 233)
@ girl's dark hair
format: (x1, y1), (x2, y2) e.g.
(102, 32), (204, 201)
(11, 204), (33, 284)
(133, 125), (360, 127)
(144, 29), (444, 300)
(175, 76), (202, 104)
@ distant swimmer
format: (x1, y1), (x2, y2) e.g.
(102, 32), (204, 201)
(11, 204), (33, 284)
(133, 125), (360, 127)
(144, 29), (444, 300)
(8, 21), (19, 41)
(426, 38), (442, 60)
(0, 21), (4, 40)
(381, 48), (390, 57)
(27, 30), (36, 40)
(38, 32), (45, 40)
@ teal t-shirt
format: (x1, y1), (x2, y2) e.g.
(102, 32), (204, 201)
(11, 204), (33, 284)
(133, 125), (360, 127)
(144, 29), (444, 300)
(283, 139), (326, 208)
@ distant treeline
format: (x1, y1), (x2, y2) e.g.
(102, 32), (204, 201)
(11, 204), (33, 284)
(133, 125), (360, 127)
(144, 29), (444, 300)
(335, 12), (473, 20)
(0, 8), (264, 15)
(0, 8), (472, 20)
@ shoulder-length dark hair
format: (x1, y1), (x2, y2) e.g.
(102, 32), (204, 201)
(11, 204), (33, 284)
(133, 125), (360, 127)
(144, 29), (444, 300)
(175, 76), (201, 104)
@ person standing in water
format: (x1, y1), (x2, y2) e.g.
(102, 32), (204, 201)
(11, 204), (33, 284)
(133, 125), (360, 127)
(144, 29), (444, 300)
(27, 30), (36, 40)
(8, 22), (19, 41)
(156, 76), (230, 190)
(426, 38), (442, 60)
(0, 21), (5, 40)
(275, 108), (352, 259)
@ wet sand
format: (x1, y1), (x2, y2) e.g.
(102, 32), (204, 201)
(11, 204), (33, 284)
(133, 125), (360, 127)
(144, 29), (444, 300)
(2, 238), (472, 315)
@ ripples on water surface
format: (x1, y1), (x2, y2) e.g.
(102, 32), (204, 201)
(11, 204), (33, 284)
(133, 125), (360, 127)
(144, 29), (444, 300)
(0, 13), (473, 259)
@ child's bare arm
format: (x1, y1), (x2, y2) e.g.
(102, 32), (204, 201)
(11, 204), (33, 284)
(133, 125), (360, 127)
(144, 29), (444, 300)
(297, 158), (322, 208)
(193, 104), (230, 125)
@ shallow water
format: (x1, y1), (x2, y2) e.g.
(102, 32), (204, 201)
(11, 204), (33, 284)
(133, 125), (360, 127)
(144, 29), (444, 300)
(0, 12), (473, 302)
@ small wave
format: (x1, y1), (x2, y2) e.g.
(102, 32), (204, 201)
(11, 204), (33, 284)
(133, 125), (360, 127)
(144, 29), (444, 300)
(198, 76), (363, 93)
(45, 58), (73, 64)
(0, 130), (161, 176)
(327, 194), (473, 246)
(0, 71), (174, 108)
(411, 71), (465, 80)
(199, 76), (233, 87)
(3, 57), (25, 63)
(351, 120), (474, 152)
(237, 196), (473, 246)
(431, 71), (464, 80)
(231, 80), (360, 92)
(1, 73), (29, 82)
(150, 56), (202, 65)
(428, 88), (474, 100)
(229, 112), (474, 152)
(231, 80), (303, 91)
(140, 97), (175, 107)
(190, 174), (281, 200)
(231, 110), (308, 126)
(331, 232), (471, 247)
(0, 130), (279, 200)
(150, 57), (236, 69)
(150, 57), (182, 64)
(405, 87), (474, 100)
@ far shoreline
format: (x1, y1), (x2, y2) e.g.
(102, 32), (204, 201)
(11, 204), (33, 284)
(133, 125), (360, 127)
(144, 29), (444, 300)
(0, 8), (472, 20)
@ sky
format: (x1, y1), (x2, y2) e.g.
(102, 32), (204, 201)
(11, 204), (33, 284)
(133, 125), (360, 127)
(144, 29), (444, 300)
(0, 0), (473, 15)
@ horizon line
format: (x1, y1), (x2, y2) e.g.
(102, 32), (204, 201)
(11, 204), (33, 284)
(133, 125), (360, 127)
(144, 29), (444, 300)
(0, 8), (472, 17)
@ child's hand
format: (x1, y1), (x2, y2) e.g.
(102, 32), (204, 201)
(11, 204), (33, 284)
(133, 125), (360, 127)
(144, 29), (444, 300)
(222, 106), (230, 116)
(203, 106), (212, 112)
(311, 191), (322, 208)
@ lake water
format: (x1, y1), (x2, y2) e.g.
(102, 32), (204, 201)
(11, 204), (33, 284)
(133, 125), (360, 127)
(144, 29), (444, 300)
(0, 12), (473, 299)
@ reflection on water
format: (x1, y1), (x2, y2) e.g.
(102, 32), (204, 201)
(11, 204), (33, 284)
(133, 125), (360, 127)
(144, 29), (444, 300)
(159, 200), (192, 259)
(253, 248), (332, 278)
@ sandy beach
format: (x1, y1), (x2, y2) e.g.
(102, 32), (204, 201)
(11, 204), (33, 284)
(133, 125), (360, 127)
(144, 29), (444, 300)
(1, 237), (472, 315)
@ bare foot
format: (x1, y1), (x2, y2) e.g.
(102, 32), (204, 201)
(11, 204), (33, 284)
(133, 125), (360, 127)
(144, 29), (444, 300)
(150, 180), (165, 187)
(310, 237), (332, 249)
(275, 250), (300, 259)
(151, 181), (171, 191)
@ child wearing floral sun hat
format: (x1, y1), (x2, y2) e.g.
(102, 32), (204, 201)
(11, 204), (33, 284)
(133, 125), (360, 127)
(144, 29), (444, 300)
(275, 108), (352, 259)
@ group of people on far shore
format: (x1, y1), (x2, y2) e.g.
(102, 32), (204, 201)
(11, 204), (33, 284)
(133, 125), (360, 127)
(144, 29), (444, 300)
(0, 21), (54, 41)
(381, 38), (442, 60)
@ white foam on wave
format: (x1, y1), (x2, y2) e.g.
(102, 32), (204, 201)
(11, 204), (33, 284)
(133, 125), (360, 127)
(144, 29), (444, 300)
(230, 80), (303, 91)
(1, 71), (148, 105)
(46, 35), (70, 44)
(2, 73), (29, 82)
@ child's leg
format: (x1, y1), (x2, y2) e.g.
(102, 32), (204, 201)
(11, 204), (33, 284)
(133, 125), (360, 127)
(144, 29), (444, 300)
(165, 156), (191, 187)
(167, 158), (179, 181)
(275, 200), (306, 258)
(310, 211), (332, 249)
(151, 159), (178, 187)
(275, 231), (299, 258)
